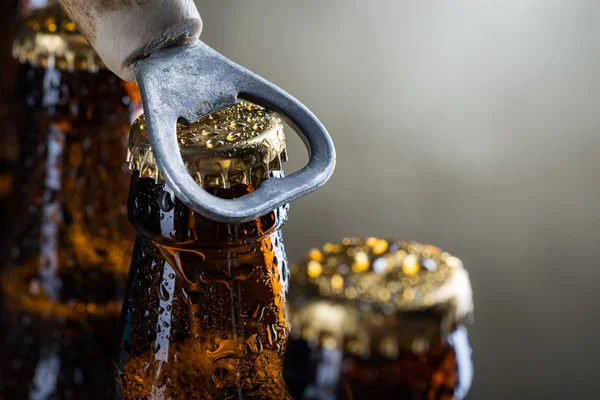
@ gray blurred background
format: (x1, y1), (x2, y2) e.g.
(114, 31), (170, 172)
(196, 1), (600, 398)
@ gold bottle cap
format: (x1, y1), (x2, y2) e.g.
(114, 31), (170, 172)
(13, 4), (105, 72)
(127, 101), (287, 189)
(289, 238), (473, 356)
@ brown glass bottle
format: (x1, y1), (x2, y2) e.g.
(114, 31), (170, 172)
(0, 4), (140, 398)
(0, 0), (21, 247)
(110, 103), (293, 399)
(284, 239), (474, 400)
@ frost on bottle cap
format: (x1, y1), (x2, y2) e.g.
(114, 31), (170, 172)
(13, 3), (105, 72)
(289, 238), (473, 357)
(127, 101), (287, 189)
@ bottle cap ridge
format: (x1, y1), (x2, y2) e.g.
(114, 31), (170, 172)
(13, 4), (105, 71)
(289, 238), (473, 355)
(127, 101), (287, 189)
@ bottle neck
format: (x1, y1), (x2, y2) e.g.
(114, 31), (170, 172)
(113, 175), (292, 398)
(128, 172), (288, 247)
(285, 327), (472, 400)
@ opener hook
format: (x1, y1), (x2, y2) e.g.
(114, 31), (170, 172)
(134, 41), (336, 224)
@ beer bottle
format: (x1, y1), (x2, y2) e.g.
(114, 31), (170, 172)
(110, 102), (292, 399)
(0, 3), (140, 398)
(284, 238), (474, 400)
(0, 0), (21, 244)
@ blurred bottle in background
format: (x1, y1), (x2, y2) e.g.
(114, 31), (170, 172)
(109, 102), (293, 399)
(0, 0), (22, 254)
(284, 238), (474, 400)
(0, 1), (140, 397)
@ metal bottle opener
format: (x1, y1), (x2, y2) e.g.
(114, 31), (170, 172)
(135, 41), (336, 223)
(58, 0), (335, 223)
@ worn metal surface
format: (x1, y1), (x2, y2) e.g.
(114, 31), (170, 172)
(135, 41), (336, 223)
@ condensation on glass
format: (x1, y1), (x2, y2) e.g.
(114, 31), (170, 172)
(0, 3), (141, 398)
(110, 102), (293, 399)
(284, 238), (474, 400)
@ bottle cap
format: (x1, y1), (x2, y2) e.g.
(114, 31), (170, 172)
(127, 101), (287, 189)
(289, 238), (473, 356)
(13, 4), (105, 72)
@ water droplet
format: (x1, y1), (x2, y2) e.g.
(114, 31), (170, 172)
(154, 360), (169, 386)
(206, 139), (224, 149)
(420, 258), (437, 272)
(246, 334), (264, 360)
(402, 254), (420, 276)
(282, 265), (288, 282)
(233, 263), (254, 281)
(251, 301), (265, 322)
(207, 339), (241, 362)
(158, 282), (170, 301)
(198, 271), (232, 290)
(211, 367), (229, 387)
(201, 129), (219, 137)
(267, 324), (278, 346)
(143, 362), (152, 378)
(151, 340), (161, 353)
(226, 131), (241, 141)
(181, 288), (192, 305)
(157, 247), (203, 285)
(372, 258), (388, 274)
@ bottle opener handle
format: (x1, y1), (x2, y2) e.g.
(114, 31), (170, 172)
(135, 41), (336, 223)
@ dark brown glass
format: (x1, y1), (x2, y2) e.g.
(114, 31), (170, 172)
(284, 326), (472, 400)
(0, 0), (21, 244)
(109, 173), (293, 399)
(0, 63), (138, 399)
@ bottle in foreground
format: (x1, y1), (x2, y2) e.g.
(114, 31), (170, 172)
(284, 238), (474, 400)
(110, 102), (293, 399)
(0, 3), (140, 398)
